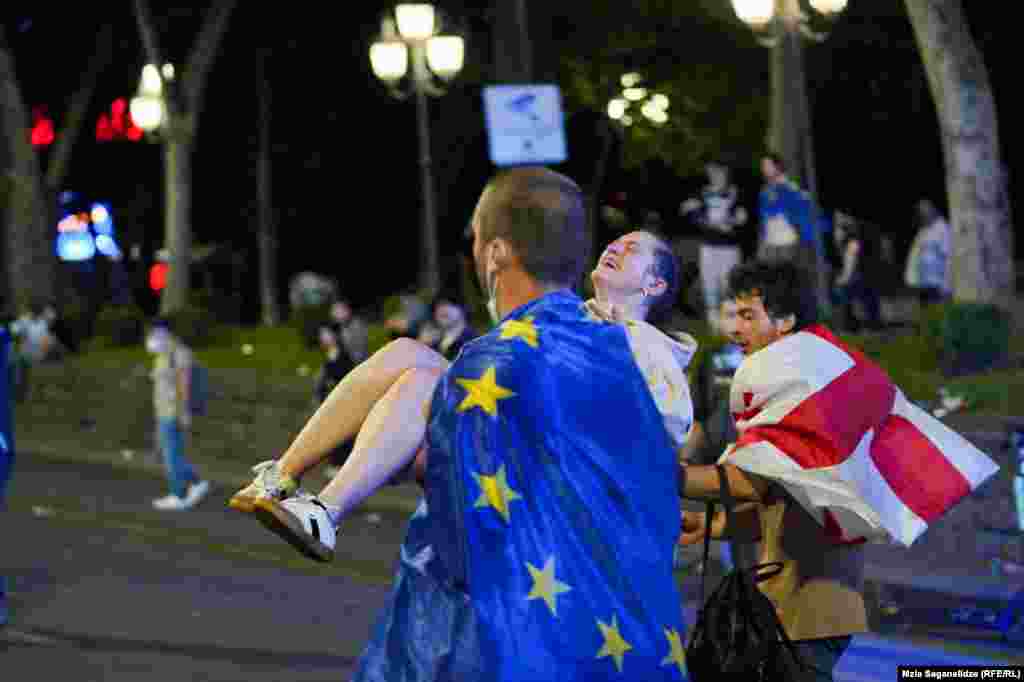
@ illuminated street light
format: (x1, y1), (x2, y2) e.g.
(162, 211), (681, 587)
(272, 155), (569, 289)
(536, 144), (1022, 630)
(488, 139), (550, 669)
(370, 4), (464, 297)
(620, 72), (643, 88)
(607, 98), (628, 120)
(730, 0), (774, 28)
(395, 4), (436, 40)
(809, 0), (848, 16)
(623, 87), (647, 102)
(130, 64), (166, 132)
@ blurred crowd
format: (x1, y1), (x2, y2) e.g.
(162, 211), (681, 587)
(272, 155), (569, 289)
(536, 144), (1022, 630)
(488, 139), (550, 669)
(601, 153), (953, 335)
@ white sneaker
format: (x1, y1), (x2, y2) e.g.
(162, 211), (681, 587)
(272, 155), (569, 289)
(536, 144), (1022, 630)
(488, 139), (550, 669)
(228, 460), (299, 513)
(152, 494), (191, 511)
(252, 492), (336, 562)
(185, 480), (211, 507)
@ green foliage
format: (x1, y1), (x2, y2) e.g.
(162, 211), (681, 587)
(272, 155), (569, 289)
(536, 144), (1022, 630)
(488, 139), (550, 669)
(555, 2), (770, 177)
(94, 304), (147, 347)
(378, 295), (404, 322)
(166, 302), (219, 349)
(918, 302), (1011, 376)
(290, 302), (333, 349)
(367, 323), (392, 356)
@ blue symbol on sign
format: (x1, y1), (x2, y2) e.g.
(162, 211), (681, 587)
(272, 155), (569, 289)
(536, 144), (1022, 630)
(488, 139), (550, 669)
(507, 93), (540, 122)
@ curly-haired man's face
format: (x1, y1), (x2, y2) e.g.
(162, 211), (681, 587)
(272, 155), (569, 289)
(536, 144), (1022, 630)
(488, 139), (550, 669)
(728, 293), (794, 355)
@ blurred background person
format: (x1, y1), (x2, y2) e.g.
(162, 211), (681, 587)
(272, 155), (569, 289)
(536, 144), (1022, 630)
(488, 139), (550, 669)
(146, 319), (211, 511)
(676, 297), (750, 573)
(428, 296), (477, 360)
(905, 199), (953, 306)
(329, 299), (369, 364)
(384, 290), (431, 340)
(11, 302), (60, 365)
(831, 211), (884, 332)
(680, 159), (748, 332)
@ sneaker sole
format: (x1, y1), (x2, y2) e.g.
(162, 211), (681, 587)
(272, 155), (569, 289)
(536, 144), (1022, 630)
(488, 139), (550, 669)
(251, 498), (335, 563)
(227, 494), (258, 514)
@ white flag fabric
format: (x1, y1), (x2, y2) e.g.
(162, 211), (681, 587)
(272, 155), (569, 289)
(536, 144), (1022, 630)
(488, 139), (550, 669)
(722, 326), (999, 547)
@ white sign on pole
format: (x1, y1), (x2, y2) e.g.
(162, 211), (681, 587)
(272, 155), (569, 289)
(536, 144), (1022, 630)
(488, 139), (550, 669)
(482, 84), (567, 167)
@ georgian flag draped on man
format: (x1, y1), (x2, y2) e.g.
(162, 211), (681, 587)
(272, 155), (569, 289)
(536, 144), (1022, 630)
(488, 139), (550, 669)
(723, 325), (998, 546)
(352, 292), (688, 682)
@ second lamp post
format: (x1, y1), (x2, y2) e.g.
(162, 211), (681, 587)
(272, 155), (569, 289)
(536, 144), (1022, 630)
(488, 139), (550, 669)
(370, 4), (465, 298)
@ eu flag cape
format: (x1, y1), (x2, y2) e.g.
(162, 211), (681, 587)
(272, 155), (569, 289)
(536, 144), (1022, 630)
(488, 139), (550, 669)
(353, 290), (688, 682)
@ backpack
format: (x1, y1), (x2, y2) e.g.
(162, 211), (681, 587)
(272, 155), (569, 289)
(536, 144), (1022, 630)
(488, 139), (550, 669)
(685, 465), (814, 681)
(170, 348), (210, 417)
(188, 362), (210, 416)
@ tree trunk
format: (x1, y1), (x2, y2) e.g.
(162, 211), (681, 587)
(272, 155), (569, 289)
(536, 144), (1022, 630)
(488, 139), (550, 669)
(134, 0), (237, 315)
(904, 0), (1014, 307)
(257, 71), (279, 326)
(160, 130), (192, 314)
(0, 29), (58, 311)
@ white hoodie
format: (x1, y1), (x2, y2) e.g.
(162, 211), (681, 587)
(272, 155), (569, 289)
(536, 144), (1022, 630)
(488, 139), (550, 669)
(584, 299), (699, 450)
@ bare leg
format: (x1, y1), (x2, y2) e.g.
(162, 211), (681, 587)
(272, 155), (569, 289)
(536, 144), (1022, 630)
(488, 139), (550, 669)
(318, 365), (444, 518)
(277, 338), (448, 480)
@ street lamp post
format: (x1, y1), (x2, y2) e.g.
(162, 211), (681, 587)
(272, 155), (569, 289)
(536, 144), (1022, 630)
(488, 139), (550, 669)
(731, 0), (847, 311)
(370, 4), (464, 298)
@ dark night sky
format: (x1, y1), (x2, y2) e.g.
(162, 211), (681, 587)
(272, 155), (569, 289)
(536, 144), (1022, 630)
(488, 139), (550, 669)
(3, 1), (1020, 320)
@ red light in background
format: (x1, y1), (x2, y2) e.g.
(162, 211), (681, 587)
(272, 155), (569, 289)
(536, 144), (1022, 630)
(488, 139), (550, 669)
(96, 100), (145, 142)
(96, 114), (113, 142)
(149, 263), (169, 292)
(111, 98), (127, 135)
(30, 107), (55, 147)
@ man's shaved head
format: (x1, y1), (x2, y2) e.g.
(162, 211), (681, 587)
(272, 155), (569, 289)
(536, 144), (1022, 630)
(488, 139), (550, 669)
(473, 167), (589, 288)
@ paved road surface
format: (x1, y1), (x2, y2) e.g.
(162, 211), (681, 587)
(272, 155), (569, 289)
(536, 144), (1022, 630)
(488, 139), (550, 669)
(2, 456), (1019, 680)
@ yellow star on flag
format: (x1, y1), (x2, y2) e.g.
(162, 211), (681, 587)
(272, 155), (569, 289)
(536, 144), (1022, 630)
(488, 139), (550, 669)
(526, 556), (572, 617)
(472, 465), (522, 523)
(596, 614), (633, 673)
(661, 627), (686, 674)
(455, 366), (515, 417)
(498, 316), (539, 348)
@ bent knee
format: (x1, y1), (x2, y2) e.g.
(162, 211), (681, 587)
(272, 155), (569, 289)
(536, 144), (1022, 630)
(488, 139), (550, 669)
(383, 337), (448, 372)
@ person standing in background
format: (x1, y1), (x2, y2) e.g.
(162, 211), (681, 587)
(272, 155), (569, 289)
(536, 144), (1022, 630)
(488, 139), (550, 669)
(905, 199), (953, 306)
(680, 160), (748, 332)
(146, 319), (211, 511)
(329, 299), (369, 364)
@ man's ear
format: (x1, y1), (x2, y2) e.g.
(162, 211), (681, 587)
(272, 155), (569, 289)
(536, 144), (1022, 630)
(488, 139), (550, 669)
(491, 238), (513, 269)
(775, 313), (797, 335)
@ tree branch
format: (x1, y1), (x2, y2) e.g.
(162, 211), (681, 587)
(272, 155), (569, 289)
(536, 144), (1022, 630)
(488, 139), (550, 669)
(132, 0), (166, 71)
(183, 0), (238, 119)
(45, 23), (114, 191)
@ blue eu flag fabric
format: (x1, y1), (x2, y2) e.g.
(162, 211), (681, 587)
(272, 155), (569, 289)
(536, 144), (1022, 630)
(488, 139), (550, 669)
(353, 290), (688, 682)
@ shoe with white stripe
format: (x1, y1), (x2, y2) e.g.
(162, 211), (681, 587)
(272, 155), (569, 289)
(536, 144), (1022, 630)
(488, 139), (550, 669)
(252, 492), (336, 563)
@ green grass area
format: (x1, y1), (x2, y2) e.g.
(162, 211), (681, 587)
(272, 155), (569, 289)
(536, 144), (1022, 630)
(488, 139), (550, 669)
(69, 318), (1024, 415)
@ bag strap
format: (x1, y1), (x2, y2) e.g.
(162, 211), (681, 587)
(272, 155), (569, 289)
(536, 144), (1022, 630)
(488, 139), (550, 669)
(699, 464), (735, 605)
(699, 500), (713, 607)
